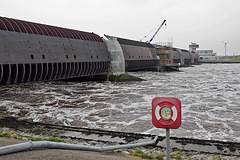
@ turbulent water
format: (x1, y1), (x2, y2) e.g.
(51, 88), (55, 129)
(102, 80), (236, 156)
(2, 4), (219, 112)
(0, 63), (240, 142)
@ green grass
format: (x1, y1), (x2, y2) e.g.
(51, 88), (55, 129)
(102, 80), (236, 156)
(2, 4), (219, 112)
(141, 154), (154, 159)
(0, 132), (11, 138)
(133, 150), (144, 156)
(230, 58), (240, 61)
(212, 156), (221, 160)
(156, 153), (165, 160)
(133, 150), (153, 159)
(31, 137), (67, 143)
(30, 137), (43, 141)
(135, 150), (144, 154)
(170, 151), (182, 160)
(0, 131), (67, 143)
(132, 150), (177, 160)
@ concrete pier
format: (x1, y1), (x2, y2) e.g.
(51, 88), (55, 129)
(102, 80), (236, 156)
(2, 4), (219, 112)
(103, 35), (125, 75)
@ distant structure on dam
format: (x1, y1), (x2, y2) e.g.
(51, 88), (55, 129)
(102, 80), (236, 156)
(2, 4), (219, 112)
(0, 16), (199, 85)
(154, 43), (199, 68)
(189, 42), (219, 61)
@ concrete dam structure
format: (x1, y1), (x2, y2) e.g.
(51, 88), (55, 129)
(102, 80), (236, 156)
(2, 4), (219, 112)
(0, 16), (199, 85)
(0, 16), (110, 85)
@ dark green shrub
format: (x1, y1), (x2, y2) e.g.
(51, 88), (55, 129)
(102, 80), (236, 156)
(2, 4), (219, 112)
(1, 132), (11, 138)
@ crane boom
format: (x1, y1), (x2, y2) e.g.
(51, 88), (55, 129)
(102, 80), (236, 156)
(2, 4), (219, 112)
(148, 19), (166, 43)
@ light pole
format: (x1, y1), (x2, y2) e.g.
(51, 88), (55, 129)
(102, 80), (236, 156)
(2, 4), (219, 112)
(223, 41), (229, 57)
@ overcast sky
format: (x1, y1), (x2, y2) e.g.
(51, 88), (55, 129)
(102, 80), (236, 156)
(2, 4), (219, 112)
(1, 0), (240, 56)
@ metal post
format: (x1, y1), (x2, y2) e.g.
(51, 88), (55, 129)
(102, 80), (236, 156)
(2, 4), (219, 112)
(166, 128), (170, 160)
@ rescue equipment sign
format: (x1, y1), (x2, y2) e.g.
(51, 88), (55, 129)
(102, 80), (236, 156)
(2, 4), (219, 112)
(152, 97), (181, 129)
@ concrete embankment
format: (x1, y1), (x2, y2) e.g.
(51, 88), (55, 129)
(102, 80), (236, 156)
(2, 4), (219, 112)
(200, 59), (240, 63)
(0, 117), (239, 159)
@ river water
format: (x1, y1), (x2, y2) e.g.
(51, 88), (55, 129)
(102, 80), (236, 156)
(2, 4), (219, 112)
(0, 63), (240, 142)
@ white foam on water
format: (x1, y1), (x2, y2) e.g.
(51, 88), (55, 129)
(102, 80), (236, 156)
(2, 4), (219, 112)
(1, 64), (240, 142)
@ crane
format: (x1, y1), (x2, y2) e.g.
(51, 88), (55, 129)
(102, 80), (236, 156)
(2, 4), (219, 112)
(141, 19), (166, 43)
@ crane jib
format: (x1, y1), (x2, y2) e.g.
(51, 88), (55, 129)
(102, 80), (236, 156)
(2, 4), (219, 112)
(162, 20), (166, 25)
(148, 19), (166, 43)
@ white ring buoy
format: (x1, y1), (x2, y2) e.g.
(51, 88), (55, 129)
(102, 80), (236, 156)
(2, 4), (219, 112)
(171, 106), (177, 121)
(155, 105), (178, 121)
(155, 105), (161, 120)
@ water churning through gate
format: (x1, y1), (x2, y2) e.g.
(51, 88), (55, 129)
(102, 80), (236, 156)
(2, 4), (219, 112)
(0, 63), (239, 142)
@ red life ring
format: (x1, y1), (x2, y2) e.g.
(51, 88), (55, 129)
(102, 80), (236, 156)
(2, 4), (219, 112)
(155, 102), (178, 126)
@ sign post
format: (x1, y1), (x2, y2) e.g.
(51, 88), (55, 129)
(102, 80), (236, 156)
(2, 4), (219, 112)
(152, 97), (182, 160)
(166, 128), (170, 160)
